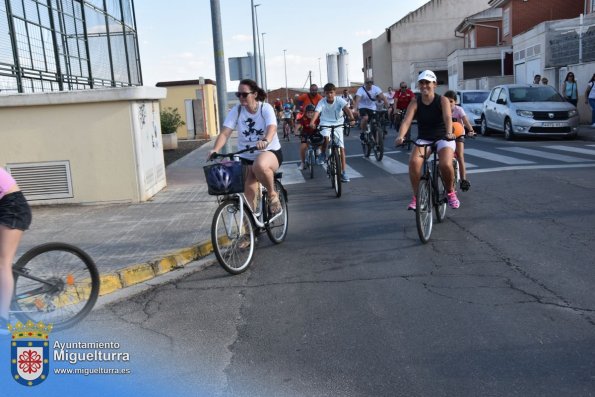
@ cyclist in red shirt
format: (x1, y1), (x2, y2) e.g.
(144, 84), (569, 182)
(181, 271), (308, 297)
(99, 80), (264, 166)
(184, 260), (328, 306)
(393, 82), (415, 130)
(294, 104), (320, 170)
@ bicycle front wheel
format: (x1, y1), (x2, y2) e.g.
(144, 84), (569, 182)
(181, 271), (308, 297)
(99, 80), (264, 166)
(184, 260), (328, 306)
(332, 149), (342, 198)
(211, 201), (254, 274)
(265, 181), (289, 244)
(12, 242), (99, 331)
(415, 178), (433, 244)
(374, 128), (384, 161)
(308, 150), (315, 179)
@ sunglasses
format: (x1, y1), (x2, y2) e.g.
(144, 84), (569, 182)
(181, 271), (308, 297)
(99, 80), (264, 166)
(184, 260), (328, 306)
(400, 86), (407, 89)
(418, 80), (432, 85)
(235, 92), (253, 98)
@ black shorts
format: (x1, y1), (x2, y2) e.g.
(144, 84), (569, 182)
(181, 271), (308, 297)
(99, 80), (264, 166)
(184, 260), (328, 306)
(0, 191), (32, 231)
(240, 149), (283, 167)
(359, 108), (375, 119)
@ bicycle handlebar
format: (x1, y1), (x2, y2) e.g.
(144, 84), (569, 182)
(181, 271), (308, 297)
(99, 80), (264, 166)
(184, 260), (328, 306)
(208, 146), (258, 161)
(319, 124), (345, 129)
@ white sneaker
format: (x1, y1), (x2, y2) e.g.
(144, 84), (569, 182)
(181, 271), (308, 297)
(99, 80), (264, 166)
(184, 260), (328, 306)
(297, 162), (304, 171)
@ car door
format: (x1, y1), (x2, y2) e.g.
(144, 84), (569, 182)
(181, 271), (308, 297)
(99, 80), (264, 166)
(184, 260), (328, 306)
(493, 87), (509, 131)
(484, 87), (501, 130)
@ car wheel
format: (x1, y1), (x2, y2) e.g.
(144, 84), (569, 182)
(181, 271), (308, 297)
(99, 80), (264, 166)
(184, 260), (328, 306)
(480, 116), (490, 136)
(504, 119), (514, 141)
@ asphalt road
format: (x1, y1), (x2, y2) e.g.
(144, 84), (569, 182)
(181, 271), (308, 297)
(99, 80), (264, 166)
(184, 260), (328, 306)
(55, 128), (595, 396)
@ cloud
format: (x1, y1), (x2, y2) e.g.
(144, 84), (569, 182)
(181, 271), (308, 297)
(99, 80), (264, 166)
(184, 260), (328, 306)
(231, 34), (252, 42)
(354, 30), (373, 37)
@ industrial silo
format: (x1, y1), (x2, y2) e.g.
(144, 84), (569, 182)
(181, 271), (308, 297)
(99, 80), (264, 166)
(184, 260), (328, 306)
(337, 47), (349, 87)
(326, 53), (338, 86)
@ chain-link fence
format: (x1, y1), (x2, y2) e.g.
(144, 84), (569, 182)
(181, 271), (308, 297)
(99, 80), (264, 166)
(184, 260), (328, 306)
(549, 14), (595, 68)
(0, 0), (142, 94)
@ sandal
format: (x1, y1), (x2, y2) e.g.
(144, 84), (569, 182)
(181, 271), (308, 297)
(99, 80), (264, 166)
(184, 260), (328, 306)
(269, 194), (282, 215)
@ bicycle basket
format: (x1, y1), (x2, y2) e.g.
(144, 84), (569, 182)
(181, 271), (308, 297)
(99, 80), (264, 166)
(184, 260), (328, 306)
(203, 161), (245, 195)
(308, 132), (324, 146)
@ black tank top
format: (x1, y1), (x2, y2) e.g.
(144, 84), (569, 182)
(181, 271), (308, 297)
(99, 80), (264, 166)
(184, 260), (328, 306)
(416, 94), (447, 140)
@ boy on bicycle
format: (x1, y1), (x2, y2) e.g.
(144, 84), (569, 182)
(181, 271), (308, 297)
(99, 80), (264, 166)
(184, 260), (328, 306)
(443, 90), (475, 192)
(310, 83), (355, 182)
(294, 104), (320, 170)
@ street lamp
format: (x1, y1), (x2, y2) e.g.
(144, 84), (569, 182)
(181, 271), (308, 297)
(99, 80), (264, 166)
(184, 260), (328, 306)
(261, 32), (268, 91)
(283, 49), (288, 100)
(254, 4), (263, 86)
(250, 0), (260, 84)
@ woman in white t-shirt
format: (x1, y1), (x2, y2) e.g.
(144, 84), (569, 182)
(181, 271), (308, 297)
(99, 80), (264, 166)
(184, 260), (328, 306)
(209, 79), (283, 213)
(584, 73), (595, 127)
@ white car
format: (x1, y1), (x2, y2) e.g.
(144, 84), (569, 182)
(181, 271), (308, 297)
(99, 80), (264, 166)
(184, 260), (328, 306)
(456, 90), (490, 127)
(480, 84), (579, 140)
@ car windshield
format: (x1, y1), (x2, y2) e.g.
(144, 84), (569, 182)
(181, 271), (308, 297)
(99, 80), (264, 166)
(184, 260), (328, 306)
(462, 92), (489, 104)
(508, 86), (564, 103)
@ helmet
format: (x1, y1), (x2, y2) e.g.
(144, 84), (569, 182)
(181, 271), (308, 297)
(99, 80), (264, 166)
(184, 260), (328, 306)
(283, 104), (291, 110)
(452, 122), (465, 138)
(206, 163), (232, 193)
(305, 104), (315, 112)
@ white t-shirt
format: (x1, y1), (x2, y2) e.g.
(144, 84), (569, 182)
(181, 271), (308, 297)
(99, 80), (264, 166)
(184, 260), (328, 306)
(384, 91), (395, 105)
(587, 82), (595, 100)
(315, 96), (348, 125)
(223, 102), (280, 161)
(356, 85), (383, 110)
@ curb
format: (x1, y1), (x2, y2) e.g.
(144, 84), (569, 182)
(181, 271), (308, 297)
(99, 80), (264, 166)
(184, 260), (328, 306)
(98, 239), (214, 297)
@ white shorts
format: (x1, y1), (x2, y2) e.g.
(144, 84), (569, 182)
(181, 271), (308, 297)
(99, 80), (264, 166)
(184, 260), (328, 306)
(320, 126), (344, 148)
(416, 138), (455, 153)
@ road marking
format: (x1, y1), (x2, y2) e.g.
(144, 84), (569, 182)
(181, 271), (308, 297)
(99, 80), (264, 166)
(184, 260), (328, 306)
(321, 163), (363, 179)
(464, 148), (535, 165)
(468, 163), (595, 174)
(364, 156), (408, 174)
(498, 146), (591, 163)
(279, 164), (306, 185)
(545, 145), (595, 157)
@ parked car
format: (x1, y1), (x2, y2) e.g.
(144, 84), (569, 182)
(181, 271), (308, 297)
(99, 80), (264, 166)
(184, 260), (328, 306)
(480, 84), (579, 140)
(456, 90), (490, 127)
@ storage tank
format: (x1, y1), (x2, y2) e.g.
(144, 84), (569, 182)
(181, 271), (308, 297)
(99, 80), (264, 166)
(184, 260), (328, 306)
(326, 53), (338, 86)
(337, 48), (349, 87)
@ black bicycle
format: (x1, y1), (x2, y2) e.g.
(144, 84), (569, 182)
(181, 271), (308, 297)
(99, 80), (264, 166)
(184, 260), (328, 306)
(303, 132), (324, 179)
(206, 147), (289, 274)
(402, 139), (452, 243)
(320, 124), (344, 198)
(361, 111), (385, 161)
(394, 108), (412, 151)
(11, 242), (99, 330)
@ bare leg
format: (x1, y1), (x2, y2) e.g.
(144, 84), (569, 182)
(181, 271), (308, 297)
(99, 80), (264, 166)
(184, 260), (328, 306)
(408, 146), (426, 195)
(252, 151), (280, 202)
(438, 147), (456, 192)
(0, 225), (23, 319)
(456, 141), (467, 181)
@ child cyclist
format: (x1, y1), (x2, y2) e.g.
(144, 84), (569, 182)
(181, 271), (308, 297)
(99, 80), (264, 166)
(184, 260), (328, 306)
(443, 90), (475, 191)
(294, 104), (321, 170)
(310, 83), (356, 182)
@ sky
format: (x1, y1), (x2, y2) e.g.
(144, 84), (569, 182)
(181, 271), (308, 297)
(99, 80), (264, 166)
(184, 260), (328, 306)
(134, 0), (430, 91)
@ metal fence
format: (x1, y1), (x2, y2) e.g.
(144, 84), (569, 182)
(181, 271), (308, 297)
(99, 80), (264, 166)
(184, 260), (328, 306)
(0, 0), (142, 94)
(549, 14), (595, 68)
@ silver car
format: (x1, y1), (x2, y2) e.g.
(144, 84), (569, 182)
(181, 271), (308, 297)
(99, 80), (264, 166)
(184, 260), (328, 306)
(480, 84), (579, 140)
(456, 90), (490, 127)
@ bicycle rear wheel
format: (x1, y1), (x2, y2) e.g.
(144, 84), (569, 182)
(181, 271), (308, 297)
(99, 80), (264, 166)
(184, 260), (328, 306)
(264, 181), (289, 243)
(308, 149), (315, 179)
(211, 200), (254, 274)
(283, 122), (291, 141)
(361, 133), (371, 157)
(344, 123), (350, 136)
(415, 178), (433, 244)
(12, 242), (99, 331)
(435, 169), (447, 223)
(332, 149), (342, 198)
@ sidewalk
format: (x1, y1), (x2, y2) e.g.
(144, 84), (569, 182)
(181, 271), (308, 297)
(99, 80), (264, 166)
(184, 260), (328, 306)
(578, 123), (595, 141)
(19, 138), (220, 296)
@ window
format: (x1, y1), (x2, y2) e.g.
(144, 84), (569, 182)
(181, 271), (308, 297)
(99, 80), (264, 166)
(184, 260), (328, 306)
(503, 8), (510, 36)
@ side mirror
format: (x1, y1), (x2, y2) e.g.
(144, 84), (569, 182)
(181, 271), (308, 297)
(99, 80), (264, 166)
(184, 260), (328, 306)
(496, 98), (507, 105)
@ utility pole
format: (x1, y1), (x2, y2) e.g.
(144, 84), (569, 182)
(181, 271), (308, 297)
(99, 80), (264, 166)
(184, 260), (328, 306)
(261, 32), (268, 92)
(251, 0), (260, 85)
(210, 0), (230, 153)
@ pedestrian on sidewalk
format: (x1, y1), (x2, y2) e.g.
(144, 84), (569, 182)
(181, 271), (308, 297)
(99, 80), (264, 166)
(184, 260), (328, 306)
(208, 79), (284, 214)
(584, 73), (595, 127)
(0, 168), (32, 334)
(561, 72), (578, 107)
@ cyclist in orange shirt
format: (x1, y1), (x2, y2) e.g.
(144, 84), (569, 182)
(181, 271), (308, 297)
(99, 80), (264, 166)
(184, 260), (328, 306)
(296, 84), (323, 116)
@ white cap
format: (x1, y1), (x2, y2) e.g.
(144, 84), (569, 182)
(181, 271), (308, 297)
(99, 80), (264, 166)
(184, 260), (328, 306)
(417, 70), (437, 83)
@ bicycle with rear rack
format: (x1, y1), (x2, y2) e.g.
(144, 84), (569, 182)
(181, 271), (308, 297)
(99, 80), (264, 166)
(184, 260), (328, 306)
(10, 242), (99, 330)
(319, 124), (344, 198)
(302, 131), (325, 179)
(361, 110), (386, 161)
(401, 138), (455, 244)
(205, 147), (289, 274)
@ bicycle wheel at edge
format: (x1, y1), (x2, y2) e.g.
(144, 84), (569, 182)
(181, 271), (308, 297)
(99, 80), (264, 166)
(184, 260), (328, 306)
(12, 242), (99, 331)
(332, 150), (342, 198)
(264, 181), (289, 244)
(308, 149), (315, 179)
(211, 200), (255, 274)
(415, 178), (433, 244)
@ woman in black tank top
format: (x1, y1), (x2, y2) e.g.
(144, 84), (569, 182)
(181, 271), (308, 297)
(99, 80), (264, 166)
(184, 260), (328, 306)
(394, 70), (460, 210)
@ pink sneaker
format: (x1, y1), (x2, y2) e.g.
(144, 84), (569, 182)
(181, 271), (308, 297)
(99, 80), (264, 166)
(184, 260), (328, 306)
(447, 191), (460, 209)
(407, 196), (416, 210)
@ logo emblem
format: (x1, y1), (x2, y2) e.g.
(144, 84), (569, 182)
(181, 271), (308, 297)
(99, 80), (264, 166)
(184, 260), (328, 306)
(9, 320), (52, 387)
(548, 113), (554, 119)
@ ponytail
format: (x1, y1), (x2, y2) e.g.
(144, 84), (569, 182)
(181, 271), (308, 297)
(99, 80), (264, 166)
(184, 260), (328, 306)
(239, 79), (267, 102)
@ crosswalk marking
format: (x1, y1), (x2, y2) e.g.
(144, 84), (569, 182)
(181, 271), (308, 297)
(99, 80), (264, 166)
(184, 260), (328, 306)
(545, 145), (595, 157)
(279, 165), (306, 185)
(364, 156), (408, 174)
(498, 147), (591, 163)
(464, 148), (535, 165)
